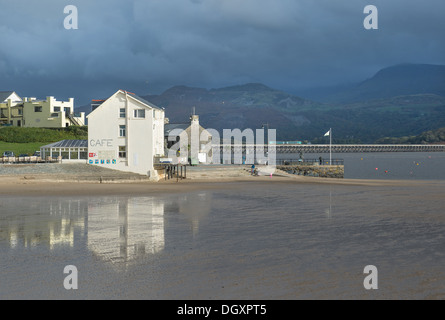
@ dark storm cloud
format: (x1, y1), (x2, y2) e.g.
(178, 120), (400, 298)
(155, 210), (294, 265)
(0, 0), (444, 105)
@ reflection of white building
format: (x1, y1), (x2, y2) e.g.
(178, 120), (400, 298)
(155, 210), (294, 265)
(87, 197), (165, 266)
(0, 194), (212, 268)
(0, 199), (86, 249)
(178, 192), (211, 238)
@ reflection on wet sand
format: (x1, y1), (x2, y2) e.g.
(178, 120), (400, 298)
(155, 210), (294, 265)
(87, 197), (166, 265)
(177, 192), (212, 238)
(325, 187), (332, 219)
(2, 181), (444, 299)
(0, 193), (212, 268)
(1, 200), (87, 250)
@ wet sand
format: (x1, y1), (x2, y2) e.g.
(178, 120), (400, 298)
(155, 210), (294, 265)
(0, 173), (443, 197)
(1, 179), (445, 300)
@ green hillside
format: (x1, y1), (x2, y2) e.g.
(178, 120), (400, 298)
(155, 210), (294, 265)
(0, 126), (87, 143)
(376, 127), (445, 144)
(0, 126), (87, 155)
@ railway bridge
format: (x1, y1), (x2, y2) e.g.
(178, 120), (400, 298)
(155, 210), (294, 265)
(215, 144), (445, 153)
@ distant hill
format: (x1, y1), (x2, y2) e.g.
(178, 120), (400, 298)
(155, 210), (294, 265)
(307, 64), (445, 103)
(143, 82), (445, 143)
(143, 83), (320, 140)
(376, 126), (445, 144)
(75, 103), (92, 115)
(75, 64), (445, 143)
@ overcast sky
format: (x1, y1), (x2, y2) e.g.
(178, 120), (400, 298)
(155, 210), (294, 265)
(0, 0), (444, 106)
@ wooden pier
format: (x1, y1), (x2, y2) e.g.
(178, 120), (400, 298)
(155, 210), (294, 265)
(158, 163), (187, 181)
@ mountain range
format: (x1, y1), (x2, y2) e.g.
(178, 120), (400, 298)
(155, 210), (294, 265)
(302, 63), (445, 103)
(76, 63), (445, 143)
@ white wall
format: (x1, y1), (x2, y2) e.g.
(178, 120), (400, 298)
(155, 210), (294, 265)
(87, 91), (164, 177)
(5, 92), (22, 104)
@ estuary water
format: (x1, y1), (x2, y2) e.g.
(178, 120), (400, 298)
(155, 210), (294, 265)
(1, 180), (445, 299)
(279, 152), (445, 180)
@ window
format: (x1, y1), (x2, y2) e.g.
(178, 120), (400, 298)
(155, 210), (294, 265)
(120, 108), (126, 118)
(54, 107), (60, 112)
(119, 125), (126, 137)
(34, 106), (42, 112)
(18, 109), (23, 115)
(134, 109), (145, 118)
(119, 146), (127, 158)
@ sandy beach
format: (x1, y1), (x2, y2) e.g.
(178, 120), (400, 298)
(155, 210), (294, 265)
(0, 167), (443, 197)
(1, 163), (445, 300)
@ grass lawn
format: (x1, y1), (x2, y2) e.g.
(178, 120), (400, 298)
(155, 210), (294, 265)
(0, 141), (48, 156)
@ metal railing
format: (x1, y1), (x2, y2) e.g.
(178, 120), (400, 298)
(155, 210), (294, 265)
(276, 159), (344, 166)
(0, 156), (60, 164)
(67, 113), (82, 126)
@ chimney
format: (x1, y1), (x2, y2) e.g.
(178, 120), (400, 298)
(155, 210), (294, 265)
(190, 114), (199, 124)
(190, 107), (199, 123)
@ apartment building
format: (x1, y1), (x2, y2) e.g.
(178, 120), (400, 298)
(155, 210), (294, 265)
(0, 91), (85, 127)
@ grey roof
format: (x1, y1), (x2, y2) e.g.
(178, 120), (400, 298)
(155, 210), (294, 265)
(129, 93), (163, 111)
(0, 91), (15, 103)
(88, 90), (163, 118)
(41, 139), (88, 149)
(164, 123), (189, 135)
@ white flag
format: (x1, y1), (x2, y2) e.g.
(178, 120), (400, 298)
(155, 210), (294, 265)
(324, 130), (330, 136)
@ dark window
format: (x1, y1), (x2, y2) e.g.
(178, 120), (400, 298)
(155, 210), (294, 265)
(34, 106), (42, 112)
(119, 146), (127, 158)
(120, 108), (126, 118)
(134, 109), (145, 118)
(119, 125), (126, 137)
(54, 107), (60, 112)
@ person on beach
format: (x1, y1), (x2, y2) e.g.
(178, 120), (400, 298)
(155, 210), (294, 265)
(251, 164), (255, 175)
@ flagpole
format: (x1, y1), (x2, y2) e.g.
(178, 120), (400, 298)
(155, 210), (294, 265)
(329, 128), (332, 165)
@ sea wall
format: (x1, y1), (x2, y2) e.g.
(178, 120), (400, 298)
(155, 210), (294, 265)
(277, 165), (344, 178)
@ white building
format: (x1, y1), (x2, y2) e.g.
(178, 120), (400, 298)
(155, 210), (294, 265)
(0, 92), (85, 127)
(164, 114), (213, 164)
(87, 89), (165, 177)
(22, 96), (85, 128)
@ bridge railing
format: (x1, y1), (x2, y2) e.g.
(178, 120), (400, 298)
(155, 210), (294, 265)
(215, 144), (445, 153)
(276, 159), (344, 166)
